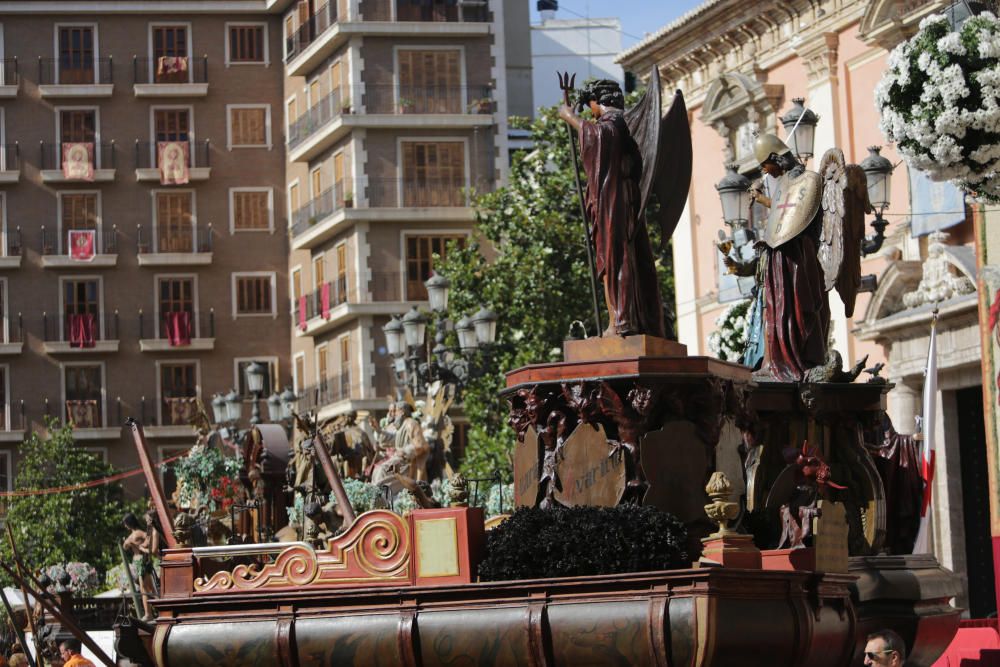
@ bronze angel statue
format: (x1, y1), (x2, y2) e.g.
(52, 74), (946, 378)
(720, 133), (870, 381)
(559, 69), (692, 337)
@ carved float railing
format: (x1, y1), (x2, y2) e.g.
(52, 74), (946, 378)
(160, 508), (485, 598)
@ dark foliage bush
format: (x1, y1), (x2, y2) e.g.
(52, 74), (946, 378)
(478, 505), (689, 582)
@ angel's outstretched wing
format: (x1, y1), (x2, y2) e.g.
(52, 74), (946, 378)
(818, 147), (872, 317)
(624, 67), (692, 249)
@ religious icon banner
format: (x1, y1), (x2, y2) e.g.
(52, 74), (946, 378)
(68, 229), (96, 261)
(62, 142), (95, 181)
(158, 141), (190, 185)
(157, 55), (189, 77)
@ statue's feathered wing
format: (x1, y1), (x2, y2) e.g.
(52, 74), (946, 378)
(818, 147), (871, 317)
(624, 68), (692, 249)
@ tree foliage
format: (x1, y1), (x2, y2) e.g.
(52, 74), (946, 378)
(439, 104), (675, 479)
(0, 420), (141, 580)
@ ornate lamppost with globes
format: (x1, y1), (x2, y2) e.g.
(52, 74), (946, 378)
(210, 363), (298, 435)
(382, 272), (498, 397)
(716, 102), (895, 276)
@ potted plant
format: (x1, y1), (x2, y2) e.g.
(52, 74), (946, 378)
(399, 97), (416, 114)
(469, 97), (492, 114)
(340, 95), (352, 114)
(343, 191), (354, 208)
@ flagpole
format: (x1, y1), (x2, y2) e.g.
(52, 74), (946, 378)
(914, 306), (939, 554)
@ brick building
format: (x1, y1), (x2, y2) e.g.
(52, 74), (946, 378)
(0, 0), (513, 488)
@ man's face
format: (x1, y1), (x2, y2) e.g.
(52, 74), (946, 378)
(588, 100), (603, 118)
(761, 160), (784, 177)
(863, 638), (901, 666)
(59, 645), (71, 660)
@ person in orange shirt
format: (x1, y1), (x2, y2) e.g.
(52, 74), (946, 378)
(58, 639), (95, 667)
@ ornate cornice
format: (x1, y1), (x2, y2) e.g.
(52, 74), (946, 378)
(796, 32), (840, 85)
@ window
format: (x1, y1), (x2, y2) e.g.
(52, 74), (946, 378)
(230, 189), (272, 232)
(0, 366), (8, 431)
(333, 151), (349, 206)
(57, 26), (95, 84)
(160, 362), (198, 426)
(0, 280), (7, 345)
(291, 267), (302, 301)
(293, 354), (305, 394)
(227, 24), (267, 65)
(405, 234), (466, 300)
(64, 364), (102, 428)
(339, 335), (350, 396)
(59, 193), (99, 254)
(235, 358), (277, 397)
(401, 141), (466, 206)
(153, 108), (191, 165)
(286, 97), (298, 131)
(228, 106), (270, 148)
(154, 191), (194, 252)
(152, 25), (189, 84)
(398, 49), (462, 113)
(234, 273), (275, 316)
(316, 346), (328, 389)
(62, 278), (100, 341)
(310, 167), (322, 198)
(157, 276), (195, 337)
(312, 255), (324, 292)
(288, 182), (300, 219)
(336, 243), (347, 304)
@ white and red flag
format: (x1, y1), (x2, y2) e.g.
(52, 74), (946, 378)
(68, 229), (96, 261)
(914, 312), (938, 554)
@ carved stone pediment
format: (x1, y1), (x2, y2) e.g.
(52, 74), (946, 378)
(859, 0), (941, 50)
(700, 72), (784, 167)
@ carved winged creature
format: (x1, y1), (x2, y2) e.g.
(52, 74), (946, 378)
(559, 69), (692, 337)
(721, 134), (870, 381)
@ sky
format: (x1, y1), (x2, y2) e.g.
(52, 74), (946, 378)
(528, 0), (708, 51)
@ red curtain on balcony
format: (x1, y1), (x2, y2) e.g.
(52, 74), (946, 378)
(321, 282), (331, 319)
(165, 311), (192, 347)
(68, 313), (96, 348)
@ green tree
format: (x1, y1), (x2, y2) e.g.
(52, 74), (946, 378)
(0, 419), (140, 580)
(439, 105), (675, 479)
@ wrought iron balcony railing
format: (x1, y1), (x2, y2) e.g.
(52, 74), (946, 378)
(289, 181), (353, 237)
(40, 226), (117, 256)
(0, 58), (18, 87)
(41, 311), (119, 343)
(132, 56), (208, 85)
(365, 84), (493, 115)
(287, 88), (350, 150)
(39, 141), (116, 170)
(38, 56), (113, 85)
(134, 139), (211, 169)
(136, 308), (216, 340)
(137, 224), (213, 255)
(285, 2), (341, 63)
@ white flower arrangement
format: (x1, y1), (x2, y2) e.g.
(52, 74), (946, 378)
(876, 11), (1000, 201)
(707, 298), (751, 362)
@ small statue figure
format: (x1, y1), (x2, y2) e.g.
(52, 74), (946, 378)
(374, 402), (430, 482)
(720, 134), (870, 381)
(122, 512), (156, 620)
(448, 473), (469, 508)
(558, 74), (692, 337)
(770, 441), (847, 550)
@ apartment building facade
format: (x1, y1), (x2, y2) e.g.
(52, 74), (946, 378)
(0, 1), (291, 481)
(281, 0), (508, 443)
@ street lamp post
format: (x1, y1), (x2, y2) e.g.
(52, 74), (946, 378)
(245, 361), (266, 425)
(383, 272), (498, 395)
(859, 145), (895, 256)
(780, 97), (818, 164)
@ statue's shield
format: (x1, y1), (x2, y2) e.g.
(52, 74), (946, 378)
(763, 171), (822, 248)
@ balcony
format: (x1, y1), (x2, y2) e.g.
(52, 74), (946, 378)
(287, 88), (353, 163)
(0, 228), (23, 269)
(37, 57), (114, 97)
(0, 59), (18, 97)
(297, 375), (353, 413)
(295, 271), (405, 333)
(132, 56), (209, 97)
(134, 140), (211, 182)
(137, 308), (216, 352)
(289, 181), (352, 247)
(366, 84), (494, 119)
(136, 395), (201, 434)
(40, 227), (118, 268)
(285, 0), (489, 77)
(0, 313), (25, 355)
(41, 311), (120, 354)
(39, 141), (116, 182)
(137, 224), (213, 266)
(368, 176), (488, 208)
(0, 144), (19, 183)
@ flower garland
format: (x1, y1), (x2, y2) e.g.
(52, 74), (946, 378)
(875, 12), (1000, 201)
(707, 299), (751, 362)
